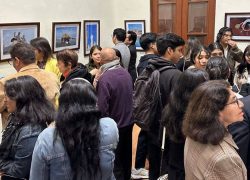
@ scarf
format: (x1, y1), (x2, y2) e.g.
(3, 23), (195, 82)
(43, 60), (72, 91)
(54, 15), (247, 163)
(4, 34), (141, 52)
(93, 59), (121, 88)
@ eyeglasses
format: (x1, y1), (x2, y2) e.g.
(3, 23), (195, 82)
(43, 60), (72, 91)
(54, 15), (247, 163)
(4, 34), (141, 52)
(225, 96), (239, 107)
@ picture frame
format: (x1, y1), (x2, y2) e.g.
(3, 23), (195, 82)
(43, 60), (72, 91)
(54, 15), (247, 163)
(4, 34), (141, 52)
(52, 22), (81, 52)
(224, 13), (250, 41)
(83, 20), (100, 56)
(124, 20), (146, 51)
(0, 22), (40, 61)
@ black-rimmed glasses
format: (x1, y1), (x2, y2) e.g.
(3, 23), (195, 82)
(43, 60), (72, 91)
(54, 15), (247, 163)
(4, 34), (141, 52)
(225, 96), (239, 107)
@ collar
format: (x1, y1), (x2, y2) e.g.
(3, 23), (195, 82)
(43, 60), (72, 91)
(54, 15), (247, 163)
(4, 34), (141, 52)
(19, 63), (40, 72)
(223, 133), (238, 150)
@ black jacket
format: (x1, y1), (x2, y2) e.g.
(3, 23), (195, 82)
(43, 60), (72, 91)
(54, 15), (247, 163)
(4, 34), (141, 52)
(228, 95), (250, 179)
(61, 63), (93, 90)
(137, 54), (159, 76)
(147, 57), (182, 145)
(0, 115), (44, 179)
(128, 45), (137, 83)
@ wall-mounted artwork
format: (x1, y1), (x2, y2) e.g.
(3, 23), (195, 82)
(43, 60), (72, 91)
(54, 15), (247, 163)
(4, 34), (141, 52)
(225, 13), (250, 41)
(0, 22), (40, 61)
(83, 20), (100, 56)
(52, 22), (81, 52)
(125, 20), (146, 51)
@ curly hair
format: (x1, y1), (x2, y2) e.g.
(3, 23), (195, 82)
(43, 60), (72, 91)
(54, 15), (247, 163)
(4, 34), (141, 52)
(162, 68), (209, 142)
(182, 80), (230, 145)
(56, 78), (101, 179)
(4, 75), (55, 127)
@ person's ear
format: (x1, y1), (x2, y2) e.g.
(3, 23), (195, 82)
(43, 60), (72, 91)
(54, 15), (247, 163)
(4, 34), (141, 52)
(167, 47), (173, 54)
(68, 62), (72, 70)
(14, 57), (21, 66)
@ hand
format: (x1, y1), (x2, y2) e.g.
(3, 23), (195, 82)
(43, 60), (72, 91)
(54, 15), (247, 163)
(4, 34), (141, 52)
(228, 40), (237, 47)
(90, 68), (99, 76)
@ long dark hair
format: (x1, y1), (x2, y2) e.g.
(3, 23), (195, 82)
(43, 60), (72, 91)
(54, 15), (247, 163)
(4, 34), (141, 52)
(30, 37), (53, 68)
(190, 45), (210, 64)
(237, 45), (250, 74)
(56, 78), (101, 179)
(4, 75), (54, 127)
(182, 80), (230, 145)
(162, 69), (209, 142)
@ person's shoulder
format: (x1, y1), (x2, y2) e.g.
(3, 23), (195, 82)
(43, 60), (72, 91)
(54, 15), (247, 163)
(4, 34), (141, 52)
(99, 117), (119, 147)
(99, 117), (117, 129)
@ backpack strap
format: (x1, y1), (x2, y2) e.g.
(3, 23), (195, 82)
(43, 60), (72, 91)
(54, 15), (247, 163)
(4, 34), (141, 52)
(158, 65), (176, 72)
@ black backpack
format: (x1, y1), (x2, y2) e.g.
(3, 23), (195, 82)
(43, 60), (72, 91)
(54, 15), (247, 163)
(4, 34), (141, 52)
(133, 63), (174, 131)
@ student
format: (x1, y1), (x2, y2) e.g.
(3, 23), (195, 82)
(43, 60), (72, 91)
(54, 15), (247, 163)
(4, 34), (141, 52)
(30, 78), (119, 180)
(0, 76), (54, 179)
(161, 68), (209, 180)
(207, 42), (224, 57)
(234, 45), (250, 96)
(216, 27), (243, 85)
(125, 30), (137, 83)
(189, 45), (210, 69)
(85, 45), (102, 76)
(146, 33), (185, 179)
(30, 37), (61, 79)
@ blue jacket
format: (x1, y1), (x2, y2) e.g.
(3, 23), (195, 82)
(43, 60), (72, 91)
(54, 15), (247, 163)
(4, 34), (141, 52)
(30, 117), (119, 180)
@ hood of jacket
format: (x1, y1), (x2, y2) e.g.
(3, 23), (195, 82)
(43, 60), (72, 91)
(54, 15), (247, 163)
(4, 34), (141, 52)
(63, 63), (92, 85)
(139, 54), (159, 63)
(148, 56), (176, 69)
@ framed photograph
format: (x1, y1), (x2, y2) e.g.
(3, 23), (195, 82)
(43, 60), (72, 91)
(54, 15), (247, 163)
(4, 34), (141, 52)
(83, 20), (100, 56)
(225, 13), (250, 41)
(0, 22), (40, 61)
(125, 20), (146, 51)
(52, 22), (81, 52)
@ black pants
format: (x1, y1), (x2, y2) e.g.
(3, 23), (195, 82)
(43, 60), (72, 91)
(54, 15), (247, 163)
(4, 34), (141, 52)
(147, 138), (169, 180)
(135, 130), (148, 169)
(114, 124), (133, 180)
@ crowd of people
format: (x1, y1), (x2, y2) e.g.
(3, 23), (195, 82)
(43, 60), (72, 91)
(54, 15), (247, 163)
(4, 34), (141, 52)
(0, 26), (249, 180)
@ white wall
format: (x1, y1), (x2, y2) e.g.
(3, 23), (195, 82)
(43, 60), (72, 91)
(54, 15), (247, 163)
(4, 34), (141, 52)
(215, 0), (250, 51)
(1, 0), (249, 77)
(0, 0), (150, 76)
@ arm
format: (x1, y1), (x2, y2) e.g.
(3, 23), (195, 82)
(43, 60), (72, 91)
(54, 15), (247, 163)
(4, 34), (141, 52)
(30, 139), (49, 180)
(208, 155), (247, 180)
(228, 41), (244, 63)
(0, 134), (39, 178)
(97, 77), (111, 117)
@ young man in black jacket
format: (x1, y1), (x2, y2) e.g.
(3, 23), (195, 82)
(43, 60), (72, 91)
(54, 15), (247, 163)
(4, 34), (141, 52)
(147, 33), (185, 180)
(132, 32), (159, 179)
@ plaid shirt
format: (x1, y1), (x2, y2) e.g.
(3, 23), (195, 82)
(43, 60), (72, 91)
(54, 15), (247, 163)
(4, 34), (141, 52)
(184, 134), (247, 180)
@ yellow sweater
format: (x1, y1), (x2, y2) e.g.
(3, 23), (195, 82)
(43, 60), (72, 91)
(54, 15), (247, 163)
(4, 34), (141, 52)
(45, 58), (61, 80)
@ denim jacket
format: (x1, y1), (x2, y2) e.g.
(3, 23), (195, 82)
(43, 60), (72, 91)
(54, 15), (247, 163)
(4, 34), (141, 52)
(30, 117), (119, 180)
(0, 121), (44, 179)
